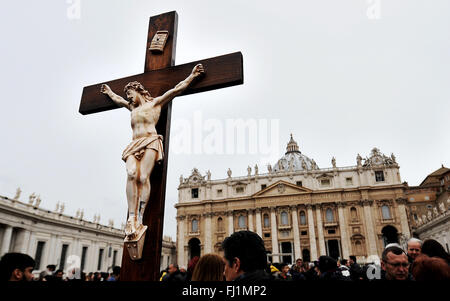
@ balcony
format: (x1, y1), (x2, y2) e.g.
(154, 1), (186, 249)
(323, 221), (338, 227)
(278, 225), (292, 230)
(380, 218), (395, 224)
(349, 219), (361, 225)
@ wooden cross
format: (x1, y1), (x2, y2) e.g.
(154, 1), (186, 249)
(79, 11), (243, 281)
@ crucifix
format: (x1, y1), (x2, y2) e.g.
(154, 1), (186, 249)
(79, 11), (243, 281)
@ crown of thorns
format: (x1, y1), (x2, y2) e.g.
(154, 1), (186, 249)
(124, 81), (151, 97)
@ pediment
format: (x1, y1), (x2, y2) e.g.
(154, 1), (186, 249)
(253, 180), (312, 197)
(316, 173), (333, 179)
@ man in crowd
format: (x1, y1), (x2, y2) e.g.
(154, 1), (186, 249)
(348, 255), (362, 281)
(162, 263), (186, 282)
(222, 231), (272, 282)
(54, 269), (64, 281)
(380, 246), (411, 280)
(107, 266), (121, 281)
(39, 264), (55, 281)
(290, 258), (306, 281)
(317, 256), (350, 280)
(407, 238), (422, 264)
(338, 259), (351, 277)
(0, 252), (35, 281)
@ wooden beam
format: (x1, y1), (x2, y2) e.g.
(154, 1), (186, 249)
(79, 52), (243, 115)
(117, 11), (179, 282)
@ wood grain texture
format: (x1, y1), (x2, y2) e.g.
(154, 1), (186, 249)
(79, 52), (243, 115)
(118, 11), (178, 282)
(80, 11), (243, 281)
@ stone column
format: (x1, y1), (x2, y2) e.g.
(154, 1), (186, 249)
(290, 205), (301, 261)
(248, 210), (254, 232)
(183, 246), (189, 268)
(88, 241), (97, 272)
(118, 248), (123, 268)
(270, 207), (280, 263)
(307, 205), (318, 261)
(362, 200), (378, 257)
(16, 229), (31, 254)
(227, 211), (234, 236)
(206, 184), (211, 200)
(47, 234), (58, 266)
(177, 215), (186, 269)
(255, 208), (263, 238)
(204, 213), (212, 254)
(315, 205), (326, 256)
(396, 198), (411, 238)
(27, 232), (35, 255)
(72, 239), (81, 263)
(0, 226), (13, 256)
(337, 202), (351, 259)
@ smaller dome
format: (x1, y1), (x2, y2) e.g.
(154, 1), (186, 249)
(286, 133), (300, 153)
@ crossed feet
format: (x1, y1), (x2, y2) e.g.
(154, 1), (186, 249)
(125, 216), (142, 238)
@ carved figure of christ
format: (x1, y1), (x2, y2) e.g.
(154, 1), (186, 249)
(79, 11), (243, 280)
(100, 64), (205, 238)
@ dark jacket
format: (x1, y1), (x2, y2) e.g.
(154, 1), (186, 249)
(304, 268), (319, 281)
(163, 270), (186, 282)
(349, 263), (363, 281)
(319, 269), (352, 281)
(291, 270), (307, 281)
(234, 269), (273, 282)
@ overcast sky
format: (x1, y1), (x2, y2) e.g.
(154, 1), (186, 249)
(1, 0), (449, 240)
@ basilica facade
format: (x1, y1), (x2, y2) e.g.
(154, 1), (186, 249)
(175, 135), (414, 267)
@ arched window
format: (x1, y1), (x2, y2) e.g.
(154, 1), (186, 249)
(281, 211), (289, 225)
(263, 214), (270, 228)
(350, 207), (358, 221)
(382, 205), (391, 220)
(217, 217), (223, 231)
(299, 211), (306, 225)
(191, 219), (198, 232)
(326, 208), (334, 223)
(382, 225), (399, 246)
(238, 215), (246, 228)
(351, 234), (366, 256)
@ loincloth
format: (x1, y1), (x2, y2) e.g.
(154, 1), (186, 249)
(122, 134), (164, 162)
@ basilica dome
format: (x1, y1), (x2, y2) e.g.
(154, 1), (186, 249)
(272, 135), (318, 172)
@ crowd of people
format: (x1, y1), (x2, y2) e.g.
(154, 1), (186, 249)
(160, 231), (450, 282)
(2, 231), (449, 282)
(0, 253), (121, 282)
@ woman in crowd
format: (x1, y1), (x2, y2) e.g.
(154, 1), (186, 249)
(191, 254), (225, 281)
(420, 239), (450, 264)
(411, 254), (450, 280)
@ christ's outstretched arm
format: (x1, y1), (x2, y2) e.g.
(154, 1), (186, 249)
(153, 64), (205, 107)
(101, 84), (131, 110)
